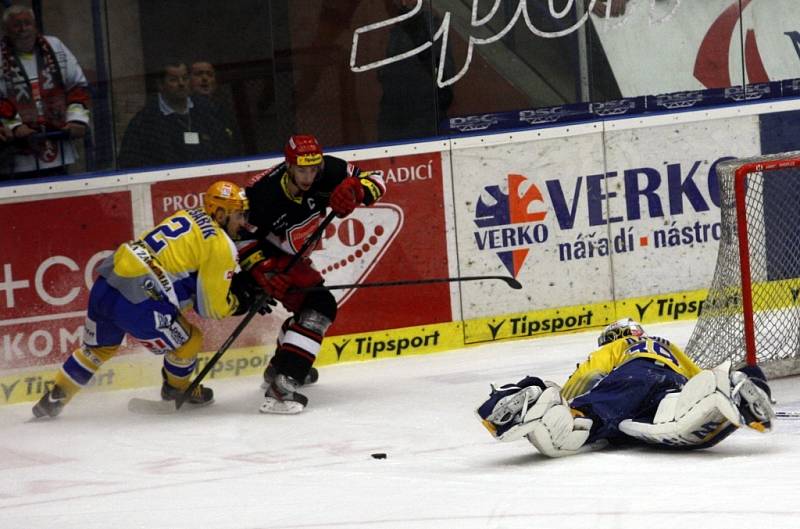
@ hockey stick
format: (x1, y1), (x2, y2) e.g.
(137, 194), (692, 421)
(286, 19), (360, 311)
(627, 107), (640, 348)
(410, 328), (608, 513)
(128, 211), (337, 414)
(292, 275), (523, 293)
(127, 294), (273, 414)
(174, 210), (337, 410)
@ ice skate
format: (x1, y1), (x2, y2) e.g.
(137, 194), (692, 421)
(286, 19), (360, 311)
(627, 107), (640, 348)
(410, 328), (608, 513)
(32, 385), (69, 418)
(262, 363), (318, 389)
(260, 373), (308, 414)
(160, 369), (214, 407)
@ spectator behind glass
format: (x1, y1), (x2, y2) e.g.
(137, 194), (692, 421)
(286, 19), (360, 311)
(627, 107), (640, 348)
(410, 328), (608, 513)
(117, 59), (235, 169)
(377, 0), (454, 142)
(190, 60), (241, 155)
(0, 5), (91, 180)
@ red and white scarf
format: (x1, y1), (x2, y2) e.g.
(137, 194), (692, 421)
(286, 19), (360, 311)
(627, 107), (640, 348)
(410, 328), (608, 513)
(0, 34), (89, 130)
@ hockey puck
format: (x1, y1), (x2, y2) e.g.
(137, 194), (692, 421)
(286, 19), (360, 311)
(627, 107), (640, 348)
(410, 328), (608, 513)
(371, 453), (387, 459)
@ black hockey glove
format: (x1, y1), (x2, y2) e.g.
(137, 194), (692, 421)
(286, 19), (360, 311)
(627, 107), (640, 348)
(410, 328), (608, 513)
(230, 271), (276, 316)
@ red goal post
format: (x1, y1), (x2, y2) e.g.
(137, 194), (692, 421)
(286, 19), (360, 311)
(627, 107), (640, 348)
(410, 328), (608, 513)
(685, 151), (800, 377)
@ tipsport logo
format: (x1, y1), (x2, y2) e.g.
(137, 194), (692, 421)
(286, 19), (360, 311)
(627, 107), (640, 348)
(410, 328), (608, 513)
(473, 174), (549, 277)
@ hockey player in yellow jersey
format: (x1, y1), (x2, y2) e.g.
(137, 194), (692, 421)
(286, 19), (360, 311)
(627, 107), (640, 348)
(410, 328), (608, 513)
(559, 322), (702, 402)
(477, 318), (776, 457)
(33, 181), (270, 418)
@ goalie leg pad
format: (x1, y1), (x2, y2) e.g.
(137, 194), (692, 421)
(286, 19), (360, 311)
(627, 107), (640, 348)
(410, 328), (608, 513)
(523, 387), (598, 457)
(619, 363), (742, 448)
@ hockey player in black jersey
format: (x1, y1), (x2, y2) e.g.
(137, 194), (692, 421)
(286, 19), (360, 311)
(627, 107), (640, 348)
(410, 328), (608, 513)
(241, 134), (386, 414)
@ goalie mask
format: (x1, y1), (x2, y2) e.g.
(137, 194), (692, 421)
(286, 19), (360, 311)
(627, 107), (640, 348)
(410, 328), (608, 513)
(598, 318), (645, 347)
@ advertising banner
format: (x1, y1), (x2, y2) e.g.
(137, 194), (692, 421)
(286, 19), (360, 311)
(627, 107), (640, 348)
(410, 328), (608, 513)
(335, 152), (451, 334)
(603, 114), (762, 298)
(592, 0), (800, 95)
(150, 151), (452, 349)
(452, 128), (614, 319)
(0, 192), (134, 370)
(451, 113), (761, 320)
(1, 102), (790, 405)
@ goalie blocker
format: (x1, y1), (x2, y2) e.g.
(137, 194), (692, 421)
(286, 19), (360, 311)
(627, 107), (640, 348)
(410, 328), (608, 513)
(476, 320), (775, 458)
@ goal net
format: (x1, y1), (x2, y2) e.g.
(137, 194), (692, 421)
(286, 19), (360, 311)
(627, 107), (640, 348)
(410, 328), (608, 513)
(685, 151), (800, 377)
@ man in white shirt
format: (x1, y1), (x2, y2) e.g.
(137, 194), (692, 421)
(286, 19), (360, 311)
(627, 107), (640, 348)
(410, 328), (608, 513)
(117, 59), (235, 169)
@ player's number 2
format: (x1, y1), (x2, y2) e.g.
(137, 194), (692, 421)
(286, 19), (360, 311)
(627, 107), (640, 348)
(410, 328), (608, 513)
(143, 217), (192, 253)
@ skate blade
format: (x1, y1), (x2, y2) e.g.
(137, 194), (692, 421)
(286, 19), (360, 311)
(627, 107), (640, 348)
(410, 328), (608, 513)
(259, 398), (305, 415)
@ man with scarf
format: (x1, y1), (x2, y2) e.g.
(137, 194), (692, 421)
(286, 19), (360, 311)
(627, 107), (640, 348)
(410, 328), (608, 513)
(0, 5), (91, 179)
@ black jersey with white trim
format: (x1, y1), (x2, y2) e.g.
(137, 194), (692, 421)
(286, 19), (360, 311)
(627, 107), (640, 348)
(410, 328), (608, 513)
(245, 155), (385, 257)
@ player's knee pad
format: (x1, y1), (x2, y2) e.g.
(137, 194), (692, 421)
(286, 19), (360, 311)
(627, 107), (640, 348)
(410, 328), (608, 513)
(522, 387), (596, 457)
(166, 321), (203, 362)
(619, 363), (742, 448)
(271, 310), (331, 382)
(85, 344), (119, 363)
(295, 308), (333, 337)
(276, 316), (292, 341)
(301, 289), (337, 323)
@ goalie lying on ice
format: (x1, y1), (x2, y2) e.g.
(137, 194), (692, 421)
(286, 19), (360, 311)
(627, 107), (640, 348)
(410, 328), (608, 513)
(476, 318), (776, 457)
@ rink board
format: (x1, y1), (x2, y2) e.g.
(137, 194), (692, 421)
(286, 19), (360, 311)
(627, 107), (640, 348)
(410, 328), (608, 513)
(0, 287), (708, 405)
(3, 100), (800, 405)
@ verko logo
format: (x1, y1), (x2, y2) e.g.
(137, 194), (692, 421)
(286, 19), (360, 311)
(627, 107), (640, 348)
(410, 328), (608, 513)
(473, 174), (549, 278)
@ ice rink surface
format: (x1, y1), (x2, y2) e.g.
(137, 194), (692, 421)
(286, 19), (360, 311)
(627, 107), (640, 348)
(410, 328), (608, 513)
(1, 320), (799, 529)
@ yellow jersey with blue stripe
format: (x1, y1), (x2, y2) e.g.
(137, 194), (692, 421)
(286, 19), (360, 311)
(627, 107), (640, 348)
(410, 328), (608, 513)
(561, 336), (701, 401)
(98, 208), (240, 319)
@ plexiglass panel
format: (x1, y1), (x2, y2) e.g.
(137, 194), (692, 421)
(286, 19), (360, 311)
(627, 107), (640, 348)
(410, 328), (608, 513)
(1, 0), (798, 179)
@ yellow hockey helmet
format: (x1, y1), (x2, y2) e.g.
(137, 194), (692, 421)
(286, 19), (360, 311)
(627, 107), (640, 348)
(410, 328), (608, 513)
(203, 180), (249, 219)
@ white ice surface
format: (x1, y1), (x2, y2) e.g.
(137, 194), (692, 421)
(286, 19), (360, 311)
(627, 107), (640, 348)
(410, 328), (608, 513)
(1, 320), (799, 529)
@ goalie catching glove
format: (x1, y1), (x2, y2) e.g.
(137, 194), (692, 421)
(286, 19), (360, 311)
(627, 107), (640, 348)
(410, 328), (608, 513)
(330, 177), (364, 217)
(476, 376), (602, 457)
(477, 376), (547, 442)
